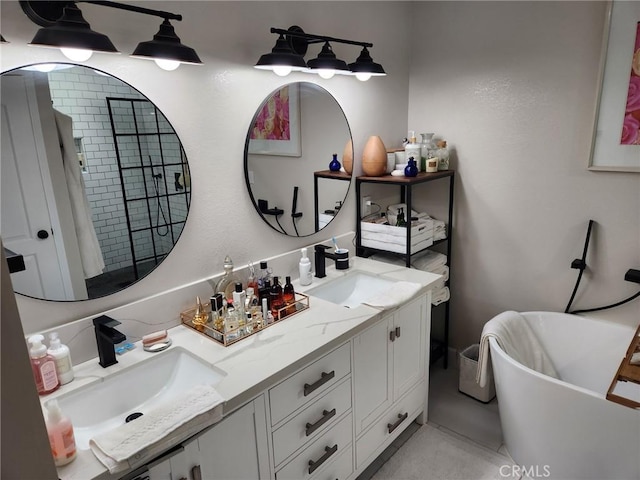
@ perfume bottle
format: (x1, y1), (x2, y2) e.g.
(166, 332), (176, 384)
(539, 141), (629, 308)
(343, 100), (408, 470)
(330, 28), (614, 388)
(270, 276), (284, 318)
(233, 283), (249, 334)
(215, 255), (241, 302)
(283, 276), (295, 316)
(257, 261), (273, 289)
(246, 262), (259, 293)
(245, 287), (260, 331)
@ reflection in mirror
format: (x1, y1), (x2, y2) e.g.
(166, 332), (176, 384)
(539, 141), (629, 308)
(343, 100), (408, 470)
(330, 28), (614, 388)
(244, 82), (352, 237)
(1, 64), (191, 301)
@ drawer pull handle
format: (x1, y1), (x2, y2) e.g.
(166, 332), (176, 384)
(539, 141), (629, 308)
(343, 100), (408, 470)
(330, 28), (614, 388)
(308, 444), (338, 474)
(395, 326), (401, 338)
(305, 408), (337, 436)
(304, 370), (335, 396)
(389, 330), (396, 342)
(387, 412), (408, 434)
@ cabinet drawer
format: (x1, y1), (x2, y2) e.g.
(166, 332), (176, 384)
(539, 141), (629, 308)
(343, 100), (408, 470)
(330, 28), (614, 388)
(270, 342), (351, 425)
(356, 380), (425, 468)
(309, 441), (353, 480)
(273, 378), (352, 467)
(276, 413), (353, 480)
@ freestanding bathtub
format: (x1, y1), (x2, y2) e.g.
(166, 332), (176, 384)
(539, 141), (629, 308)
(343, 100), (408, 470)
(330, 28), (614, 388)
(489, 311), (640, 480)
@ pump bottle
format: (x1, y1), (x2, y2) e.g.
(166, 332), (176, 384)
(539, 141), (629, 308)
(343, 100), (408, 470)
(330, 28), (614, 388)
(47, 332), (74, 385)
(28, 335), (59, 395)
(45, 399), (77, 466)
(299, 248), (312, 286)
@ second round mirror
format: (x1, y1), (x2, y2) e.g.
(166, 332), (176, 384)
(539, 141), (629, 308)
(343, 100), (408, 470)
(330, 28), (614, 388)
(244, 82), (352, 237)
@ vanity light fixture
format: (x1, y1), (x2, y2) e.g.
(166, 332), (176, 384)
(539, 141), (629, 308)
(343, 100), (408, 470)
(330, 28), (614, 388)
(255, 26), (386, 81)
(22, 1), (202, 70)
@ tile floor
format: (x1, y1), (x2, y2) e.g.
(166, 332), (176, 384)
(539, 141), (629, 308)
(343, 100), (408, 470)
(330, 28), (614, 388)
(359, 365), (518, 480)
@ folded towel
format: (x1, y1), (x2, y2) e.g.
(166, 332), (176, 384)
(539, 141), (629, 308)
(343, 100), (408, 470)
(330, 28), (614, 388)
(90, 384), (224, 473)
(411, 250), (447, 272)
(430, 264), (449, 281)
(432, 286), (450, 306)
(363, 281), (423, 309)
(477, 311), (559, 388)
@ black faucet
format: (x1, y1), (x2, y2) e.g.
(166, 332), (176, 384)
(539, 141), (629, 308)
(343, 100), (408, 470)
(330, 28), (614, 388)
(314, 244), (349, 278)
(93, 315), (126, 368)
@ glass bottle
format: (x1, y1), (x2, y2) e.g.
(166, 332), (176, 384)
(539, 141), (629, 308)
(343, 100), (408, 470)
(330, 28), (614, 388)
(420, 133), (436, 172)
(270, 276), (284, 318)
(246, 287), (261, 330)
(257, 261), (273, 289)
(246, 262), (259, 293)
(329, 153), (341, 172)
(436, 140), (450, 170)
(215, 255), (241, 303)
(259, 278), (272, 308)
(404, 157), (418, 177)
(396, 207), (407, 227)
(283, 276), (295, 316)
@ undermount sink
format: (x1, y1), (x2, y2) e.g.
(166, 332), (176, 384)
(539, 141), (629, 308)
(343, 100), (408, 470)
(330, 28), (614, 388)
(53, 347), (225, 450)
(306, 270), (396, 308)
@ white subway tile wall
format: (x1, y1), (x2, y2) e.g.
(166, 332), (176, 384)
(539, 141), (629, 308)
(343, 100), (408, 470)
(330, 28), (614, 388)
(48, 67), (188, 274)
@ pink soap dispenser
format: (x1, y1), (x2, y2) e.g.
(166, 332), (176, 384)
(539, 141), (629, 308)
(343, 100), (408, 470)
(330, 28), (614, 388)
(28, 335), (59, 395)
(45, 399), (77, 466)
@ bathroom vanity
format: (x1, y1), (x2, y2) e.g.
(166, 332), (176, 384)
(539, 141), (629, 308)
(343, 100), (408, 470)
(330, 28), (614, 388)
(49, 258), (440, 480)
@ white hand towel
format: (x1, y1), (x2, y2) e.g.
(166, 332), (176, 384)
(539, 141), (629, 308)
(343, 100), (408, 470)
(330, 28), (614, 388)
(477, 311), (559, 388)
(90, 384), (224, 473)
(363, 281), (423, 310)
(431, 286), (450, 306)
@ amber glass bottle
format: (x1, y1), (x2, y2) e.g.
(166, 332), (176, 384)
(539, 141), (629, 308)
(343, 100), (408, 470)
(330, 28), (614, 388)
(270, 276), (284, 318)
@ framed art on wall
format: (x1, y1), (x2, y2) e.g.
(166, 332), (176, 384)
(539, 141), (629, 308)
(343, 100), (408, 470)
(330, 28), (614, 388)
(249, 84), (301, 157)
(589, 1), (640, 172)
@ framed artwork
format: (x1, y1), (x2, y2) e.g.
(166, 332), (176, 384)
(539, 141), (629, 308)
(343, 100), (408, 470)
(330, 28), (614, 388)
(249, 84), (301, 156)
(589, 1), (640, 172)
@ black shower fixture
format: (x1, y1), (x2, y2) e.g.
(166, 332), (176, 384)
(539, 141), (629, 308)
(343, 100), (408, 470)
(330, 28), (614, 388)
(20, 0), (202, 70)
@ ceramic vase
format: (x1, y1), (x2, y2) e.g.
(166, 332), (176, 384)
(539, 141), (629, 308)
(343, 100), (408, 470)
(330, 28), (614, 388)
(329, 153), (341, 172)
(404, 157), (419, 177)
(362, 136), (387, 176)
(342, 139), (353, 174)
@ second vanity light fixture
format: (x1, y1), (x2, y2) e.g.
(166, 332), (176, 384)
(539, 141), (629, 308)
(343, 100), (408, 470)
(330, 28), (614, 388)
(22, 0), (202, 71)
(255, 26), (386, 81)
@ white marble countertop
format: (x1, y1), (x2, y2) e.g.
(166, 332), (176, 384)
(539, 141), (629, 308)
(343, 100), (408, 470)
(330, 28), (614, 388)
(50, 257), (441, 480)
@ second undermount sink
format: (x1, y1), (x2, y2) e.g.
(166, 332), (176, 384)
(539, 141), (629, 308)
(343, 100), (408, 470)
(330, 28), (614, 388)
(306, 270), (397, 308)
(53, 347), (226, 450)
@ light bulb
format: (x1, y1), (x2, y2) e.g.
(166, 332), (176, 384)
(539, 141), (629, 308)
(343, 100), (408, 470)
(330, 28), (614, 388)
(272, 65), (292, 77)
(355, 72), (372, 81)
(33, 63), (57, 73)
(154, 58), (180, 71)
(60, 47), (93, 62)
(317, 69), (335, 80)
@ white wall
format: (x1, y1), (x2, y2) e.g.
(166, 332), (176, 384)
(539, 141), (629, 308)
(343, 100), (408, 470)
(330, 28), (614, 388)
(1, 1), (411, 332)
(2, 0), (638, 353)
(408, 1), (640, 350)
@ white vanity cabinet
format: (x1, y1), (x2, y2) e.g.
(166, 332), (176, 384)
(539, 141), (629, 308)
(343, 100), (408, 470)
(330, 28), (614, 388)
(352, 294), (429, 469)
(269, 342), (354, 480)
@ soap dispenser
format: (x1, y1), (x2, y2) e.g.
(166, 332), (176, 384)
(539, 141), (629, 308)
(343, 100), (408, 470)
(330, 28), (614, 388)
(47, 332), (74, 385)
(45, 399), (76, 466)
(28, 334), (59, 395)
(299, 248), (312, 286)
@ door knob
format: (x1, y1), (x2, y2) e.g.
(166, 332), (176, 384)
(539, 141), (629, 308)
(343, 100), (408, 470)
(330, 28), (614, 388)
(37, 229), (49, 239)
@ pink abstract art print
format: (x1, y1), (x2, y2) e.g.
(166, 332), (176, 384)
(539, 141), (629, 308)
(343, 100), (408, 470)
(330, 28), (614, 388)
(250, 86), (291, 141)
(621, 22), (640, 145)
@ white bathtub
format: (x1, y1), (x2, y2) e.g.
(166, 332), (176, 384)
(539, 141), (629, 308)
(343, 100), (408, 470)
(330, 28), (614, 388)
(489, 311), (640, 480)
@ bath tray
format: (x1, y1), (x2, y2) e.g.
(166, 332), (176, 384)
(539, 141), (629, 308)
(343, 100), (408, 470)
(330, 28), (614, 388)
(180, 292), (310, 347)
(606, 323), (640, 409)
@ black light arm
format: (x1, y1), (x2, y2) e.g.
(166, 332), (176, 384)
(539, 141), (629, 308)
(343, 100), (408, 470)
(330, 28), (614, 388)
(84, 1), (182, 21)
(271, 27), (372, 49)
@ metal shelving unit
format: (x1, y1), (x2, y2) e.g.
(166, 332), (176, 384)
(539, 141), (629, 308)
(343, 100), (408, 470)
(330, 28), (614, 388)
(355, 170), (455, 368)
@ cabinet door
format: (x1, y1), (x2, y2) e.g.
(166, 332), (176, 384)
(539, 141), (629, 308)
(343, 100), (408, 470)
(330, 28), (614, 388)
(393, 295), (427, 400)
(352, 315), (393, 435)
(197, 396), (270, 479)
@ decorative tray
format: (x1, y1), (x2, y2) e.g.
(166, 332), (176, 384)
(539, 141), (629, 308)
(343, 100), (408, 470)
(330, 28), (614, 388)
(181, 293), (310, 347)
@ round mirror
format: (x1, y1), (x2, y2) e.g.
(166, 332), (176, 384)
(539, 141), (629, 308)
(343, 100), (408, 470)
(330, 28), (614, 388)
(1, 63), (191, 301)
(244, 82), (352, 237)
